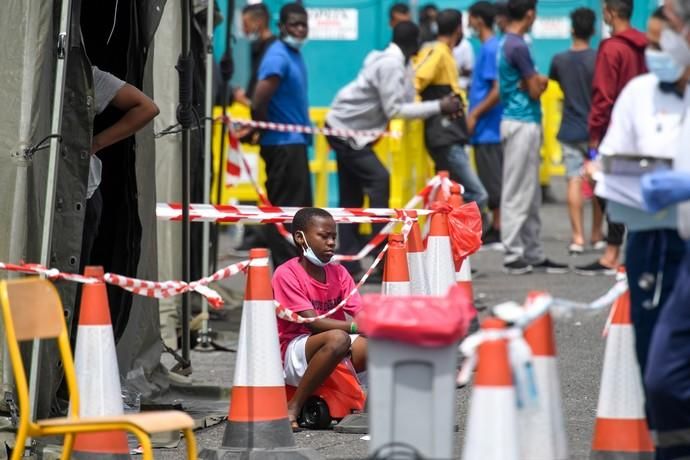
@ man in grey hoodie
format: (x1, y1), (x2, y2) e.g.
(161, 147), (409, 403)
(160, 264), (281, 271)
(326, 21), (460, 276)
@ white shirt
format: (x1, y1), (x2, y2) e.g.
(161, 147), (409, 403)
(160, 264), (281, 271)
(675, 95), (690, 238)
(595, 73), (686, 213)
(453, 38), (474, 90)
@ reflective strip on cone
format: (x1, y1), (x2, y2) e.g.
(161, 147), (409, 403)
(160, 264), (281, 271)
(455, 257), (473, 302)
(406, 212), (428, 295)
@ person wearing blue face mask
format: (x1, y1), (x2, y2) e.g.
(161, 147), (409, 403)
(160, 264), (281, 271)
(584, 10), (689, 457)
(642, 2), (690, 457)
(235, 3), (275, 107)
(249, 3), (312, 269)
(272, 208), (367, 431)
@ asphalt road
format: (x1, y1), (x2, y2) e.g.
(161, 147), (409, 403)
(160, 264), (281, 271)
(142, 178), (617, 459)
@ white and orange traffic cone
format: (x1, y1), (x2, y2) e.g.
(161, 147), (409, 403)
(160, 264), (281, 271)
(72, 266), (131, 459)
(425, 203), (456, 296)
(199, 248), (318, 459)
(518, 292), (568, 460)
(590, 288), (654, 459)
(405, 210), (429, 295)
(462, 318), (519, 460)
(382, 233), (411, 296)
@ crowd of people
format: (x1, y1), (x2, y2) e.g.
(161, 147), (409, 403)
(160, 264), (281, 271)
(233, 0), (690, 454)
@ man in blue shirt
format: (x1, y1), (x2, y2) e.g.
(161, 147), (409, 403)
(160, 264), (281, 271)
(467, 1), (504, 247)
(498, 0), (567, 274)
(252, 3), (312, 267)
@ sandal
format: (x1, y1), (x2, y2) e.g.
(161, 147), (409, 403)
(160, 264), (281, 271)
(289, 416), (303, 433)
(568, 243), (584, 255)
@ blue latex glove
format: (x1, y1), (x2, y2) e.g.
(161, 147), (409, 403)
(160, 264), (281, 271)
(641, 170), (690, 212)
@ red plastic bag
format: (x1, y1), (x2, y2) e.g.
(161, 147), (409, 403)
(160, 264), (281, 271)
(448, 201), (483, 267)
(355, 285), (476, 347)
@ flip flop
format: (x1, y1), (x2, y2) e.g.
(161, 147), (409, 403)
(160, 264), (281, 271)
(289, 417), (303, 433)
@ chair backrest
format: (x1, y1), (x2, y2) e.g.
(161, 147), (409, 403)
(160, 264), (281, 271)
(0, 278), (77, 421)
(0, 278), (66, 341)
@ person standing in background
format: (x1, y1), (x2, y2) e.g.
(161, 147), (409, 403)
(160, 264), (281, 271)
(419, 4), (439, 43)
(498, 0), (568, 275)
(415, 9), (488, 211)
(251, 3), (312, 268)
(576, 0), (647, 275)
(454, 36), (475, 92)
(467, 1), (504, 248)
(389, 2), (412, 28)
(548, 8), (603, 255)
(235, 3), (276, 106)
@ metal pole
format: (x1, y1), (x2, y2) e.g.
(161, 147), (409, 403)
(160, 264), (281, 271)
(200, 0), (214, 347)
(179, 0), (193, 367)
(31, 0), (72, 432)
(211, 0), (234, 273)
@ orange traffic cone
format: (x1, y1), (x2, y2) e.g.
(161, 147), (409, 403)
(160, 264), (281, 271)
(199, 248), (318, 459)
(590, 289), (654, 458)
(462, 318), (519, 460)
(382, 233), (411, 296)
(519, 292), (568, 460)
(405, 210), (429, 295)
(72, 266), (131, 459)
(425, 203), (455, 296)
(447, 183), (476, 306)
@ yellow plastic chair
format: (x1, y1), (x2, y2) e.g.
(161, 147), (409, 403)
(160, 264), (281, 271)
(0, 278), (198, 460)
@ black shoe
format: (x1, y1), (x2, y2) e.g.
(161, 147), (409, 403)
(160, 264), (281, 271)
(532, 258), (570, 274)
(503, 259), (533, 275)
(574, 261), (616, 276)
(481, 228), (504, 251)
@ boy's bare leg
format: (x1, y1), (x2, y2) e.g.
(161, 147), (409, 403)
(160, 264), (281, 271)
(567, 176), (585, 246)
(591, 193), (604, 243)
(350, 337), (367, 372)
(287, 330), (351, 424)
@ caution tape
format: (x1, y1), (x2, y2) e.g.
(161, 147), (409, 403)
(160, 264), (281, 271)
(0, 260), (251, 309)
(274, 216), (416, 324)
(218, 115), (401, 140)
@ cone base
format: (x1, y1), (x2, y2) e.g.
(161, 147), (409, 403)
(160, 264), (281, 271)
(590, 451), (655, 459)
(199, 445), (321, 460)
(73, 453), (131, 459)
(221, 419), (295, 450)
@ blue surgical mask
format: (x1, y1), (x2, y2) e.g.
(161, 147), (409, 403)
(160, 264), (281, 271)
(283, 35), (307, 50)
(299, 231), (333, 267)
(645, 48), (684, 83)
(247, 31), (259, 42)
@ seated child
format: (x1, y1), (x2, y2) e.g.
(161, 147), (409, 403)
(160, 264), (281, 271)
(272, 207), (367, 429)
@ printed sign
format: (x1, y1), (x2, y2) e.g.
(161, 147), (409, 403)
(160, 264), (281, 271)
(532, 17), (571, 39)
(307, 8), (358, 40)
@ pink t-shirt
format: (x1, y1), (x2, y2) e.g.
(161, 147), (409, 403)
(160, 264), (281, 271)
(272, 258), (362, 360)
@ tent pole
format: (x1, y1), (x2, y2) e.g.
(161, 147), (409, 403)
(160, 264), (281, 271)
(211, 0), (234, 273)
(178, 0), (193, 368)
(199, 0), (214, 348)
(30, 0), (72, 437)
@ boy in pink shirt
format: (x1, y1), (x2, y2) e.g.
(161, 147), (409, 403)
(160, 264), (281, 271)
(272, 207), (366, 429)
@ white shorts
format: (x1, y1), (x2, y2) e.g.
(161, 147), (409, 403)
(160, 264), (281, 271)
(284, 334), (360, 387)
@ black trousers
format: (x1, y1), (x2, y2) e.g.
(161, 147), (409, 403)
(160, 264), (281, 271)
(260, 144), (313, 267)
(327, 135), (390, 274)
(597, 197), (625, 246)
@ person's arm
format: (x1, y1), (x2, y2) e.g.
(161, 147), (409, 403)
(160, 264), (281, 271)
(509, 41), (547, 100)
(381, 60), (444, 120)
(467, 81), (499, 134)
(588, 45), (619, 149)
(91, 84), (159, 154)
(251, 76), (281, 122)
(297, 310), (354, 334)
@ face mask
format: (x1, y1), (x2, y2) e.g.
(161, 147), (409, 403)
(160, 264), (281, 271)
(283, 34), (307, 50)
(430, 21), (439, 35)
(247, 31), (259, 41)
(299, 231), (333, 267)
(645, 48), (684, 83)
(661, 28), (690, 67)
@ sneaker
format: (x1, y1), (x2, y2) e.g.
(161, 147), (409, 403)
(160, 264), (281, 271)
(533, 258), (570, 274)
(503, 259), (533, 275)
(574, 261), (616, 276)
(568, 243), (584, 255)
(591, 240), (607, 251)
(481, 228), (504, 251)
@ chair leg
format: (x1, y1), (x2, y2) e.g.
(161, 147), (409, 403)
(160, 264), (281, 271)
(130, 427), (154, 460)
(60, 433), (75, 460)
(11, 430), (27, 460)
(182, 428), (198, 460)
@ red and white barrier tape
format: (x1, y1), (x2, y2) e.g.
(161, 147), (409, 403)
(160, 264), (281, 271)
(156, 203), (430, 224)
(274, 216), (415, 324)
(0, 260), (250, 309)
(218, 115), (401, 140)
